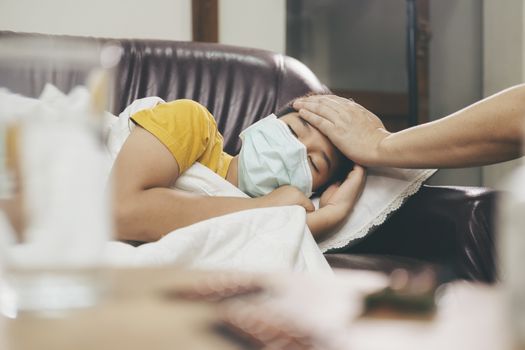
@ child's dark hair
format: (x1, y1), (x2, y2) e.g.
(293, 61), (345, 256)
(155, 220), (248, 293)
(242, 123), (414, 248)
(275, 102), (298, 118)
(274, 92), (355, 195)
(274, 91), (326, 118)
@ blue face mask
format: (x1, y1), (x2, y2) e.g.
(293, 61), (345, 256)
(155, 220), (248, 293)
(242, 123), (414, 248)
(237, 114), (313, 198)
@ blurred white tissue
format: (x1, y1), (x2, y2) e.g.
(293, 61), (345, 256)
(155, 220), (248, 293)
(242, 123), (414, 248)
(0, 84), (112, 269)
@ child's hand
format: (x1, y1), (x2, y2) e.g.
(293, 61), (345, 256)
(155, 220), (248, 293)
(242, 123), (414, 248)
(319, 165), (366, 220)
(306, 165), (366, 239)
(257, 185), (315, 212)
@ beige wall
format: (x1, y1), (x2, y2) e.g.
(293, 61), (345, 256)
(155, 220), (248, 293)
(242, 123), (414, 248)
(0, 0), (192, 40)
(219, 0), (286, 53)
(0, 0), (286, 51)
(482, 0), (525, 189)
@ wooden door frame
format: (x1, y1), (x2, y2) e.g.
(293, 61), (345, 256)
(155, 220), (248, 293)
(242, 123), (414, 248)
(192, 0), (219, 43)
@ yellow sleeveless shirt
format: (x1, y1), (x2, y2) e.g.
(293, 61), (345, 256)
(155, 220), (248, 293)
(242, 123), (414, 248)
(131, 99), (233, 178)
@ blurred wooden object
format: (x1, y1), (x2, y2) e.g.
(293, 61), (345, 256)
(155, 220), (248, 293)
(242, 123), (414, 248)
(3, 268), (511, 350)
(6, 268), (246, 350)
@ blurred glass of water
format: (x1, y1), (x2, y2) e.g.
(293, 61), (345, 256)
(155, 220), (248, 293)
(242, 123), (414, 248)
(0, 35), (121, 316)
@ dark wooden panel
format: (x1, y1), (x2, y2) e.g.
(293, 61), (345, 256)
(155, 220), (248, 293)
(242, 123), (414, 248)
(192, 0), (219, 43)
(416, 0), (430, 124)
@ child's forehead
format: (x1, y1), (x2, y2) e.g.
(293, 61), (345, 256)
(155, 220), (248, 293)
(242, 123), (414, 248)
(279, 113), (341, 157)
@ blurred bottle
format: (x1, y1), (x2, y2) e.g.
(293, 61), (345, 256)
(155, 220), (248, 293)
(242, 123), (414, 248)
(0, 37), (120, 315)
(0, 122), (10, 198)
(0, 98), (24, 240)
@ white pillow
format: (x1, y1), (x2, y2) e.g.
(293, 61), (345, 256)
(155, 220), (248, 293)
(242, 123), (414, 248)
(173, 164), (436, 253)
(315, 167), (436, 252)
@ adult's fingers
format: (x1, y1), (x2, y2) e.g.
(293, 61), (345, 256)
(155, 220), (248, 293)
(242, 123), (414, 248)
(297, 108), (336, 136)
(293, 102), (340, 124)
(326, 94), (356, 105)
(294, 94), (342, 104)
(296, 95), (365, 123)
(294, 94), (354, 108)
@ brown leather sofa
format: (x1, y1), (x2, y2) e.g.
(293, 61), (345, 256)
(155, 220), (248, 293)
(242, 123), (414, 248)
(0, 31), (498, 283)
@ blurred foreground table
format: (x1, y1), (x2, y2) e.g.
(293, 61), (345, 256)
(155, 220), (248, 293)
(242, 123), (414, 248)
(1, 267), (513, 350)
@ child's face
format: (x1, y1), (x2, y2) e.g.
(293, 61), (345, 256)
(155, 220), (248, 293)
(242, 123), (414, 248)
(280, 112), (344, 191)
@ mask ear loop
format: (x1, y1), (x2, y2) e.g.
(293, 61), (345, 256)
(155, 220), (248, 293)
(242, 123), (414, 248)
(237, 114), (283, 197)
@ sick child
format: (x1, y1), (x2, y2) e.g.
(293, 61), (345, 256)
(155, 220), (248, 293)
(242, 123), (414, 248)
(111, 98), (365, 242)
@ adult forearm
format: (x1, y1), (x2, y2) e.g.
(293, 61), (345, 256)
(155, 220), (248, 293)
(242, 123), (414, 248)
(375, 85), (525, 168)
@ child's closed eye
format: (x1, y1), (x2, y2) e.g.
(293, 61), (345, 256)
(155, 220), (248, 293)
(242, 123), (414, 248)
(299, 117), (309, 127)
(288, 125), (298, 138)
(308, 155), (320, 173)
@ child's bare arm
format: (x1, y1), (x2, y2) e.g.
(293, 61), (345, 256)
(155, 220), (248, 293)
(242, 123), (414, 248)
(306, 166), (366, 240)
(112, 127), (314, 242)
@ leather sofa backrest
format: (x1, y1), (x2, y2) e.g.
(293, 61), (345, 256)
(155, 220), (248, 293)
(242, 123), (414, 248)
(0, 31), (328, 154)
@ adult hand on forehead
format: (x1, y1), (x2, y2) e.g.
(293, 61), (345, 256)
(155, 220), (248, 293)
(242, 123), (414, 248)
(293, 95), (390, 166)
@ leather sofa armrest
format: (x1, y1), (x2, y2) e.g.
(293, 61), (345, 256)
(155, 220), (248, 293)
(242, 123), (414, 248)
(336, 185), (498, 283)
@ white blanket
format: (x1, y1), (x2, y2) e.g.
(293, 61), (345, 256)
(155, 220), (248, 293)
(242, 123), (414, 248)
(106, 164), (331, 273)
